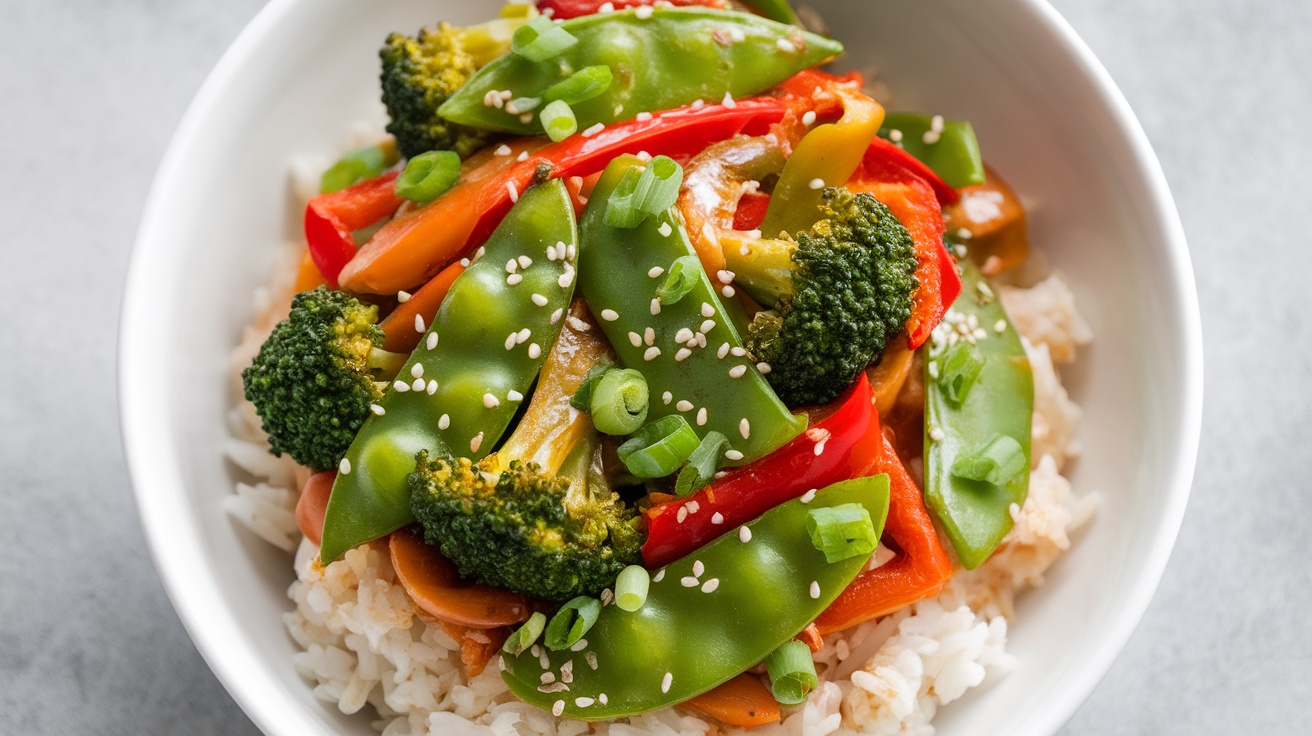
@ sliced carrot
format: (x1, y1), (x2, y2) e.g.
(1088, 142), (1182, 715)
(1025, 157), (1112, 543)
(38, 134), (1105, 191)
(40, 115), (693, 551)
(796, 623), (823, 653)
(682, 674), (781, 728)
(390, 526), (534, 629)
(438, 621), (510, 678)
(379, 261), (466, 354)
(295, 471), (335, 547)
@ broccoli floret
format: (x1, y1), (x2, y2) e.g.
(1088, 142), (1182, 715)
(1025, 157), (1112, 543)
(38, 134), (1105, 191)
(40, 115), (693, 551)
(380, 16), (521, 160)
(241, 287), (405, 471)
(409, 329), (644, 602)
(731, 187), (919, 407)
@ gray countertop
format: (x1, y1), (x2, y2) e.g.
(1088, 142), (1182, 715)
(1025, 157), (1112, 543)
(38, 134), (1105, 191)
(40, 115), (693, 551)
(1, 1), (1306, 733)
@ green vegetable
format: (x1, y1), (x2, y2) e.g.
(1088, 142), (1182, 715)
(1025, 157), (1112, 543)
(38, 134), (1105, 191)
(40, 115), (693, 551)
(503, 612), (547, 656)
(569, 360), (614, 411)
(736, 0), (802, 26)
(877, 112), (985, 189)
(512, 16), (579, 62)
(320, 143), (398, 194)
(380, 6), (535, 159)
(937, 341), (985, 405)
(439, 8), (843, 136)
(319, 179), (578, 564)
(241, 287), (406, 472)
(394, 150), (461, 204)
(545, 596), (601, 650)
(806, 503), (877, 563)
(725, 187), (920, 407)
(579, 155), (806, 463)
(617, 415), (701, 478)
(924, 259), (1034, 569)
(614, 565), (650, 612)
(589, 368), (649, 435)
(605, 155), (684, 229)
(655, 255), (701, 306)
(540, 99), (578, 142)
(765, 640), (818, 705)
(501, 475), (890, 720)
(673, 430), (729, 496)
(542, 65), (614, 106)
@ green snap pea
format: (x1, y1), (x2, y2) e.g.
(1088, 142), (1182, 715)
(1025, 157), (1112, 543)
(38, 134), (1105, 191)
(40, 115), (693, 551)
(578, 155), (805, 464)
(923, 258), (1033, 570)
(878, 112), (985, 189)
(439, 8), (843, 136)
(319, 179), (579, 563)
(501, 475), (890, 720)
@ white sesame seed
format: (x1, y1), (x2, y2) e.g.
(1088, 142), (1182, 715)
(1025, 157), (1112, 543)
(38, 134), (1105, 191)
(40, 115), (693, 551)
(540, 650), (552, 670)
(518, 255), (534, 269)
(973, 328), (989, 340)
(644, 327), (656, 345)
(582, 122), (606, 137)
(995, 319), (1007, 333)
(653, 568), (666, 583)
(717, 343), (730, 359)
(644, 346), (661, 361)
(711, 512), (724, 525)
(517, 150), (529, 162)
(777, 38), (796, 53)
(339, 457), (351, 475)
(656, 222), (673, 237)
(637, 111), (653, 121)
(414, 314), (426, 333)
(756, 362), (771, 374)
(528, 343), (542, 359)
(687, 500), (700, 514)
(662, 391), (673, 405)
(739, 418), (752, 439)
(551, 308), (564, 324)
(889, 128), (903, 143)
(517, 327), (531, 343)
(931, 114), (945, 133)
(676, 506), (688, 523)
(470, 432), (484, 452)
(661, 672), (673, 694)
(730, 346), (747, 357)
(506, 181), (519, 202)
(728, 365), (747, 379)
(427, 379), (438, 395)
(438, 414), (450, 430)
(505, 333), (518, 350)
(628, 332), (643, 347)
(558, 270), (574, 288)
(506, 259), (519, 274)
(575, 697), (595, 708)
(725, 449), (743, 461)
(810, 581), (821, 599)
(929, 426), (946, 442)
(599, 693), (608, 705)
(675, 347), (692, 362)
(601, 309), (619, 321)
(680, 576), (699, 588)
(541, 672), (556, 684)
(740, 243), (750, 255)
(676, 400), (693, 412)
(739, 526), (752, 543)
(928, 361), (941, 379)
(571, 638), (588, 652)
(691, 98), (705, 109)
(368, 402), (385, 416)
(531, 293), (549, 307)
(721, 285), (736, 298)
(635, 3), (654, 18)
(460, 257), (471, 267)
(495, 144), (512, 157)
(802, 110), (817, 126)
(808, 177), (826, 190)
(587, 652), (599, 670)
(552, 701), (565, 717)
(692, 560), (704, 576)
(701, 578), (720, 593)
(675, 327), (694, 343)
(922, 129), (941, 145)
(411, 378), (425, 392)
(696, 407), (708, 426)
(409, 363), (424, 379)
(650, 298), (661, 315)
(699, 319), (715, 334)
(483, 393), (500, 409)
(426, 332), (439, 350)
(508, 390), (524, 402)
(507, 273), (523, 286)
(800, 488), (817, 503)
(716, 270), (735, 284)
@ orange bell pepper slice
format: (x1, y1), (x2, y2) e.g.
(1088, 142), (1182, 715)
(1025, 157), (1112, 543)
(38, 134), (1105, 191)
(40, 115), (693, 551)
(681, 674), (781, 728)
(389, 526), (534, 629)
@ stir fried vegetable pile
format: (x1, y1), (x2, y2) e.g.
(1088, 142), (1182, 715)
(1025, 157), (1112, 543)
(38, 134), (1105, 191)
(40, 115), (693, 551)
(247, 0), (1043, 725)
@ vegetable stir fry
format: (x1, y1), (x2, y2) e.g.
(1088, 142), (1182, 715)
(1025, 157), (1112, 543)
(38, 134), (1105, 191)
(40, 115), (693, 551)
(243, 0), (1043, 726)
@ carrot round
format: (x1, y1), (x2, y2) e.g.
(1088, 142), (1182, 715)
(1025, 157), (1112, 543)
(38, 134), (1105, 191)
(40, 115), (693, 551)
(389, 526), (533, 629)
(682, 674), (781, 728)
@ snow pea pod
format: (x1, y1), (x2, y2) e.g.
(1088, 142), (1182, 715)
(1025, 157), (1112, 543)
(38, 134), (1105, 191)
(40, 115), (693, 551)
(578, 155), (805, 463)
(319, 179), (578, 563)
(877, 112), (985, 189)
(439, 8), (843, 136)
(923, 258), (1033, 569)
(501, 474), (890, 719)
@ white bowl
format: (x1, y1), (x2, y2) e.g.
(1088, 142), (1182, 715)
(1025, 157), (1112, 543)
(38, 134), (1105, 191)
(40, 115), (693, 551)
(119, 1), (1202, 734)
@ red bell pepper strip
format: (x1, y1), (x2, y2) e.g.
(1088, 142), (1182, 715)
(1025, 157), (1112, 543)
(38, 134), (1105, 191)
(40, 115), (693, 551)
(641, 374), (879, 568)
(338, 98), (789, 295)
(303, 171), (403, 287)
(536, 0), (725, 20)
(813, 434), (953, 634)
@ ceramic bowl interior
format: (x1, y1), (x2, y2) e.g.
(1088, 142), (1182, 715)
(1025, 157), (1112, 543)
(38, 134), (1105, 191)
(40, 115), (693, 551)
(120, 1), (1201, 734)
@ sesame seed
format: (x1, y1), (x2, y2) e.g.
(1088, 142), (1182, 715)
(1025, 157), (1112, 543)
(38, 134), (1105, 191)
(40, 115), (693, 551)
(412, 378), (425, 391)
(691, 98), (706, 109)
(973, 328), (988, 340)
(687, 500), (700, 513)
(717, 343), (730, 359)
(571, 638), (589, 652)
(662, 672), (673, 694)
(508, 390), (524, 402)
(662, 391), (673, 405)
(495, 144), (512, 156)
(696, 407), (708, 426)
(800, 488), (817, 503)
(558, 270), (574, 288)
(808, 177), (826, 190)
(657, 222), (672, 237)
(396, 290), (412, 304)
(889, 128), (903, 143)
(802, 110), (817, 126)
(922, 129), (941, 145)
(653, 568), (666, 583)
(644, 327), (656, 345)
(507, 181), (519, 202)
(739, 526), (752, 543)
(414, 314), (426, 332)
(484, 393), (500, 409)
(460, 258), (471, 267)
(635, 3), (654, 17)
(369, 403), (385, 416)
(587, 652), (599, 670)
(637, 111), (653, 121)
(699, 319), (715, 333)
(582, 122), (606, 137)
(650, 298), (661, 315)
(539, 649), (551, 670)
(730, 346), (747, 357)
(600, 588), (614, 606)
(931, 114), (945, 133)
(721, 285), (736, 298)
(994, 319), (1007, 333)
(410, 363), (425, 379)
(721, 91), (736, 109)
(438, 414), (450, 430)
(676, 400), (693, 412)
(427, 380), (438, 395)
(573, 696), (595, 708)
(517, 150), (529, 162)
(809, 581), (821, 599)
(507, 273), (523, 286)
(541, 672), (556, 684)
(692, 560), (704, 576)
(426, 332), (439, 350)
(470, 432), (484, 452)
(681, 576), (699, 588)
(531, 293), (549, 307)
(676, 506), (688, 523)
(339, 457), (351, 475)
(505, 333), (518, 350)
(711, 512), (724, 525)
(599, 693), (608, 705)
(628, 332), (642, 347)
(528, 343), (542, 359)
(756, 362), (771, 374)
(644, 346), (661, 361)
(601, 309), (619, 321)
(518, 255), (533, 269)
(739, 418), (750, 439)
(716, 269), (735, 284)
(728, 365), (747, 379)
(740, 243), (749, 255)
(566, 243), (576, 260)
(701, 578), (720, 593)
(776, 38), (796, 52)
(675, 327), (694, 343)
(929, 426), (946, 442)
(551, 308), (564, 324)
(725, 449), (743, 461)
(506, 259), (519, 273)
(392, 379), (410, 393)
(675, 347), (692, 361)
(517, 328), (531, 343)
(552, 701), (565, 717)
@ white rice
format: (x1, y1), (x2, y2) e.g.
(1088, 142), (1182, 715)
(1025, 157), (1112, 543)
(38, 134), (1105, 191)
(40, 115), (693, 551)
(225, 142), (1097, 736)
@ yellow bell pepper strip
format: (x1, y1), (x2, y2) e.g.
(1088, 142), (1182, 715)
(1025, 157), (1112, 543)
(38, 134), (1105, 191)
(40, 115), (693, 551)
(439, 8), (842, 137)
(577, 155), (805, 463)
(942, 164), (1030, 274)
(923, 258), (1033, 569)
(501, 475), (890, 720)
(319, 179), (578, 564)
(760, 86), (884, 237)
(877, 112), (985, 189)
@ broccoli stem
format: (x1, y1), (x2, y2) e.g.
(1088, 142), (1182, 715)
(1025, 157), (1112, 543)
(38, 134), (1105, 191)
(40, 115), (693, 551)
(368, 347), (407, 381)
(722, 236), (798, 309)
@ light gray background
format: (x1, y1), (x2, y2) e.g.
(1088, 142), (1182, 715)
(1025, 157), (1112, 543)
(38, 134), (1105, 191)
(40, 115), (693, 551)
(0, 0), (1306, 733)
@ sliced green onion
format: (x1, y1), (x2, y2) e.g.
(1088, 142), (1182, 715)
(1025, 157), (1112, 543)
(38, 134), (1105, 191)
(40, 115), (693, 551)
(320, 143), (394, 194)
(614, 565), (650, 612)
(543, 65), (614, 106)
(765, 640), (818, 706)
(505, 96), (541, 115)
(806, 503), (877, 563)
(950, 434), (1027, 486)
(937, 341), (985, 405)
(511, 16), (578, 62)
(605, 155), (684, 228)
(617, 415), (701, 478)
(674, 430), (729, 496)
(590, 368), (649, 435)
(540, 99), (578, 142)
(395, 150), (461, 204)
(569, 361), (613, 411)
(502, 611), (547, 656)
(544, 596), (601, 651)
(656, 255), (702, 305)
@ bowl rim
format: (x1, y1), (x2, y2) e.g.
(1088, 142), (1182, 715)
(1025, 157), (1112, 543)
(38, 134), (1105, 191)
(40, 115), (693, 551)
(118, 1), (1203, 734)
